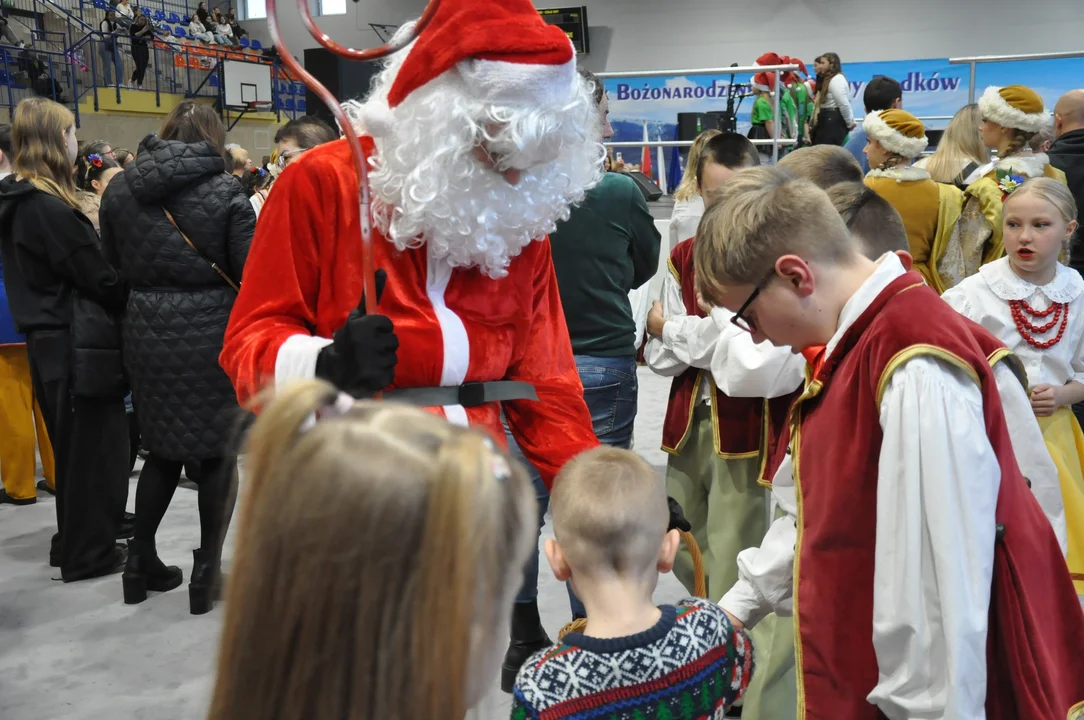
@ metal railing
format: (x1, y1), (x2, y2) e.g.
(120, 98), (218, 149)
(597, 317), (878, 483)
(0, 42), (77, 123)
(950, 50), (1084, 104)
(598, 63), (801, 164)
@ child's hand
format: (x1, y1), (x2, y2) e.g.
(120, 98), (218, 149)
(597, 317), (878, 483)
(1030, 384), (1058, 417)
(696, 291), (713, 316)
(647, 300), (666, 338)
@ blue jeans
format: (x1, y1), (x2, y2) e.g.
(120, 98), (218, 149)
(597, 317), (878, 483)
(507, 354), (638, 617)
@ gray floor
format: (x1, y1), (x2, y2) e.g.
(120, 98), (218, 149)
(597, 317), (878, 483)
(0, 368), (685, 720)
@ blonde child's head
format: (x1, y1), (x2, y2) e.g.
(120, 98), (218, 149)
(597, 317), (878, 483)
(209, 381), (538, 720)
(1003, 178), (1079, 279)
(694, 166), (860, 350)
(546, 447), (678, 595)
(673, 128), (723, 202)
(777, 145), (864, 188)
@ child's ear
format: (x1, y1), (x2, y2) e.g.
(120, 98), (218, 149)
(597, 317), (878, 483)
(894, 250), (914, 271)
(1065, 220), (1078, 244)
(544, 538), (572, 582)
(657, 529), (681, 574)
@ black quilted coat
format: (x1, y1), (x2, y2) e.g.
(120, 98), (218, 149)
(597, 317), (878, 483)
(100, 134), (255, 461)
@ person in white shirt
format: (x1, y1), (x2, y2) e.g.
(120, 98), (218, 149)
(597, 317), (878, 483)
(810, 52), (854, 146)
(668, 128), (719, 252)
(696, 166), (1084, 719)
(188, 16), (214, 43)
(943, 177), (1084, 597)
(114, 0), (134, 22)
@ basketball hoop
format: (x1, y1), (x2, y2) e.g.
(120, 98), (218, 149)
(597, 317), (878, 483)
(246, 101), (273, 113)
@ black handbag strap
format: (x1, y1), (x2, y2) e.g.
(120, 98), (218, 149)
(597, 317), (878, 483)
(163, 208), (240, 292)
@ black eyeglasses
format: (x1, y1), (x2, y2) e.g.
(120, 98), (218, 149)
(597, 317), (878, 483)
(729, 269), (776, 334)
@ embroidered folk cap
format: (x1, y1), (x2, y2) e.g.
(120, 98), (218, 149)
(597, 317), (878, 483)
(862, 109), (929, 158)
(979, 85), (1050, 134)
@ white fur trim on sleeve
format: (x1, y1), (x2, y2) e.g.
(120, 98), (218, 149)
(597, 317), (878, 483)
(456, 53), (577, 108)
(275, 334), (334, 388)
(862, 111), (929, 158)
(978, 86), (1050, 134)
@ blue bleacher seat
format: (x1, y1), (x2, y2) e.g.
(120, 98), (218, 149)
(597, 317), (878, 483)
(173, 26), (186, 38)
(239, 36), (249, 47)
(250, 39), (262, 50)
(94, 0), (110, 9)
(298, 98), (306, 112)
(209, 74), (219, 87)
(283, 98), (295, 111)
(168, 12), (180, 23)
(182, 15), (190, 23)
(154, 10), (165, 20)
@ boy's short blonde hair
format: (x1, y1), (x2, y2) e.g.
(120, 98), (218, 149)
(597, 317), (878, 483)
(694, 167), (853, 298)
(777, 145), (864, 189)
(551, 447), (667, 577)
(826, 182), (908, 258)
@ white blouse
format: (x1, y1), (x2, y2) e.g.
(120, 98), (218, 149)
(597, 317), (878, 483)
(942, 257), (1084, 389)
(668, 196), (705, 252)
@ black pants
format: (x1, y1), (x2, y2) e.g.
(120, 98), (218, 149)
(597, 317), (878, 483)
(812, 107), (849, 146)
(133, 453), (236, 557)
(27, 331), (128, 581)
(131, 43), (149, 85)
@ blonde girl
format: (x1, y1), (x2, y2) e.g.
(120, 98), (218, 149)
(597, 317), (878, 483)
(916, 103), (989, 187)
(208, 380), (540, 720)
(943, 178), (1083, 594)
(0, 97), (128, 581)
(669, 128), (721, 251)
(862, 109), (963, 292)
(959, 85), (1069, 270)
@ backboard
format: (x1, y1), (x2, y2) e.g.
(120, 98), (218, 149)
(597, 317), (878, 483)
(223, 59), (273, 108)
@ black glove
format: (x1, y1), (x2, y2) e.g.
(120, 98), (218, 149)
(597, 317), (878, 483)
(314, 269), (398, 397)
(667, 496), (692, 533)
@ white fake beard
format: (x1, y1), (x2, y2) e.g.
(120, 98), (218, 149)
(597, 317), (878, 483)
(348, 42), (605, 279)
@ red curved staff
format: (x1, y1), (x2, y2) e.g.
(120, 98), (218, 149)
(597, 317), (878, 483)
(264, 0), (442, 316)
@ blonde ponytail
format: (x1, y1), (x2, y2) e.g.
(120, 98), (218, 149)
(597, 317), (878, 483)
(211, 387), (538, 720)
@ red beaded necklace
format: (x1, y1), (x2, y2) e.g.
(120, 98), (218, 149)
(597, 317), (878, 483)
(1009, 299), (1069, 349)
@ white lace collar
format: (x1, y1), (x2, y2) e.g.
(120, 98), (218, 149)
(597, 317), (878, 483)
(865, 165), (930, 182)
(970, 151), (1050, 184)
(978, 256), (1084, 303)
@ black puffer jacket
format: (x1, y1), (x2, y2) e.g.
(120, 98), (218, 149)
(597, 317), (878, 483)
(101, 134), (255, 460)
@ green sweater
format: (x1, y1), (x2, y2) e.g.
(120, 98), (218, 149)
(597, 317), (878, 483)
(549, 172), (661, 358)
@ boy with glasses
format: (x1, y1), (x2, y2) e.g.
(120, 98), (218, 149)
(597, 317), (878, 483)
(699, 166), (1084, 719)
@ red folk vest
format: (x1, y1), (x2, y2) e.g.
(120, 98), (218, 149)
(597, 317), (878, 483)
(788, 272), (1084, 719)
(660, 239), (780, 459)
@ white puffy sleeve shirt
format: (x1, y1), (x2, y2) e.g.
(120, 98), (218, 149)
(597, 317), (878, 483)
(722, 254), (999, 719)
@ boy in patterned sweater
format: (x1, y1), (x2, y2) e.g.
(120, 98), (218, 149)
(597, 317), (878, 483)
(511, 447), (753, 719)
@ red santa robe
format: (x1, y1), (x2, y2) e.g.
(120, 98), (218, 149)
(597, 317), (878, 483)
(220, 136), (598, 488)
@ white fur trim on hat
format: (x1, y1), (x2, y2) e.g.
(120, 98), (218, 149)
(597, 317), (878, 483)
(979, 86), (1050, 134)
(751, 79), (771, 93)
(457, 53), (578, 108)
(862, 111), (929, 158)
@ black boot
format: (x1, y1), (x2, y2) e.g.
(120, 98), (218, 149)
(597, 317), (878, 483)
(501, 600), (552, 693)
(189, 547), (221, 615)
(122, 538), (183, 604)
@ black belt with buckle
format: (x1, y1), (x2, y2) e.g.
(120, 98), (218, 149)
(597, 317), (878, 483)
(383, 381), (538, 409)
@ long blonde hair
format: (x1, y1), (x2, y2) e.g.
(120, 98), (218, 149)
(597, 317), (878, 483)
(208, 381), (538, 720)
(923, 104), (989, 183)
(12, 98), (80, 209)
(673, 128), (721, 202)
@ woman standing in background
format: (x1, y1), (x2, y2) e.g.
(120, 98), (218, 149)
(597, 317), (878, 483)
(128, 11), (152, 89)
(810, 52), (855, 146)
(916, 104), (989, 188)
(101, 100), (254, 613)
(0, 98), (128, 580)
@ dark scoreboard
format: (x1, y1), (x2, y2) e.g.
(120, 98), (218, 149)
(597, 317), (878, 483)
(539, 6), (590, 54)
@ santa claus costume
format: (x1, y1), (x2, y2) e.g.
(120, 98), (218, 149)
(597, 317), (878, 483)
(220, 0), (603, 684)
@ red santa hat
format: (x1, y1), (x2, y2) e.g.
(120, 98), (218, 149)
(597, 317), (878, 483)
(755, 52), (808, 87)
(387, 0), (577, 109)
(750, 72), (776, 93)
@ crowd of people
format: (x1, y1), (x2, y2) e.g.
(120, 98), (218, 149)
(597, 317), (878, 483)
(3, 0), (1084, 716)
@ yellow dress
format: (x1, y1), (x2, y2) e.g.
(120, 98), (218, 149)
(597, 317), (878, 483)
(864, 167), (962, 294)
(954, 154), (1069, 284)
(1037, 408), (1084, 594)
